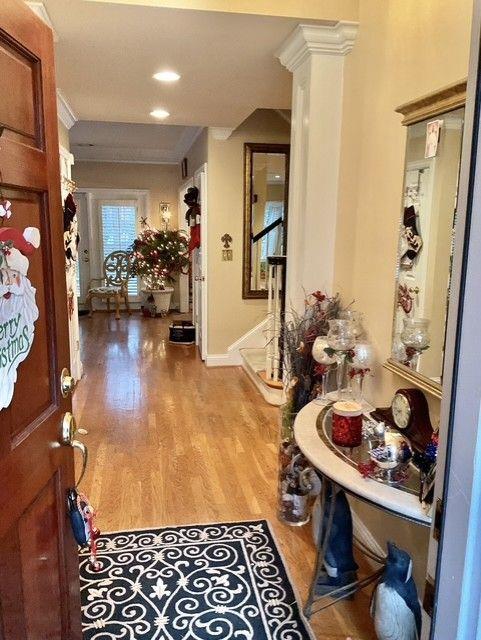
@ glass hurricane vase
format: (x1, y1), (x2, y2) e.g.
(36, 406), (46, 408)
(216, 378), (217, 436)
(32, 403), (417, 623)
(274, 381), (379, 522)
(312, 336), (337, 403)
(400, 318), (430, 369)
(327, 319), (356, 400)
(349, 341), (374, 404)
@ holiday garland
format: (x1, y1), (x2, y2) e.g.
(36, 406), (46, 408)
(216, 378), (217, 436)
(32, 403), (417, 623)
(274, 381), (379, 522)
(130, 228), (189, 290)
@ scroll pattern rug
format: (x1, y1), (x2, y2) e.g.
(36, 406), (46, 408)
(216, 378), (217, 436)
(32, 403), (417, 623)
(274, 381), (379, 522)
(79, 520), (315, 639)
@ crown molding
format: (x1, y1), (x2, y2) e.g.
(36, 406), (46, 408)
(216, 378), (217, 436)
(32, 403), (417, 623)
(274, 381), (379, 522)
(25, 2), (59, 42)
(209, 127), (234, 141)
(57, 91), (78, 130)
(277, 21), (359, 72)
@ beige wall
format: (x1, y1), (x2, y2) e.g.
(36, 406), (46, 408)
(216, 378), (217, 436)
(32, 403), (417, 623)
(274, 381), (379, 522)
(206, 110), (290, 354)
(89, 0), (359, 21)
(335, 0), (472, 408)
(58, 120), (70, 151)
(333, 0), (472, 588)
(72, 161), (182, 227)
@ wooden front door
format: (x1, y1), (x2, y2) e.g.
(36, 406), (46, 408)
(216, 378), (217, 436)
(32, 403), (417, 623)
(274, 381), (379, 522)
(0, 1), (82, 638)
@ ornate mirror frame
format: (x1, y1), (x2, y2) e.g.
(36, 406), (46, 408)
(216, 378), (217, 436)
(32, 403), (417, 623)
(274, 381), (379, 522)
(242, 142), (290, 299)
(383, 80), (467, 400)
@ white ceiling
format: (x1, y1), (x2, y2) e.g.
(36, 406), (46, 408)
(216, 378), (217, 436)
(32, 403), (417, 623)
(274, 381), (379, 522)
(70, 120), (201, 163)
(36, 0), (308, 128)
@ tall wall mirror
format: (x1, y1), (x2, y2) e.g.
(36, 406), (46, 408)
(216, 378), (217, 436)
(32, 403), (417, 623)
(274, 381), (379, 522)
(243, 143), (290, 299)
(384, 81), (466, 398)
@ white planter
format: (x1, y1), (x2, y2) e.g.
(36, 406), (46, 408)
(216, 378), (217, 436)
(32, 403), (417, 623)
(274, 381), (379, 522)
(142, 288), (174, 316)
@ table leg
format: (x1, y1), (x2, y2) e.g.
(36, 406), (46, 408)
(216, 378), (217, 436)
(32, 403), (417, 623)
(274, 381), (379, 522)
(304, 478), (337, 618)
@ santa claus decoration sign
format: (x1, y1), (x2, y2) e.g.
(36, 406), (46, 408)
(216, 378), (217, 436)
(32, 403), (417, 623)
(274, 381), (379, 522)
(0, 199), (40, 410)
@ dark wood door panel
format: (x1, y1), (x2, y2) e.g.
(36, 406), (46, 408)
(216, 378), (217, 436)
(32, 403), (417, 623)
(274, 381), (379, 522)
(19, 474), (64, 640)
(0, 470), (75, 640)
(0, 38), (38, 144)
(0, 140), (47, 191)
(0, 1), (81, 637)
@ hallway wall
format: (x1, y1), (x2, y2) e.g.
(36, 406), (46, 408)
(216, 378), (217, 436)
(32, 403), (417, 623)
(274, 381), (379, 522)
(331, 0), (473, 591)
(205, 109), (290, 355)
(58, 120), (70, 151)
(72, 161), (182, 228)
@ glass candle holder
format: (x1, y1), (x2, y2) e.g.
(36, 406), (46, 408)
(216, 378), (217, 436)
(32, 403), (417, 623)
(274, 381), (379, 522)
(327, 319), (356, 399)
(400, 318), (430, 369)
(312, 336), (337, 402)
(339, 309), (365, 339)
(349, 341), (374, 403)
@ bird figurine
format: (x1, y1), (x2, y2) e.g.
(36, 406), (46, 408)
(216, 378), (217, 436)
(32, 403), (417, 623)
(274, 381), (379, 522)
(371, 542), (421, 640)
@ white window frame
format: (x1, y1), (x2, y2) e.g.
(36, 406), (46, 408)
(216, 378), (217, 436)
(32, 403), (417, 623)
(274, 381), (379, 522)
(75, 188), (149, 306)
(98, 199), (140, 299)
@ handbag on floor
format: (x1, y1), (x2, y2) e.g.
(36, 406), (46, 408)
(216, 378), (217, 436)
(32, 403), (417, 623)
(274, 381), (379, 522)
(68, 488), (101, 571)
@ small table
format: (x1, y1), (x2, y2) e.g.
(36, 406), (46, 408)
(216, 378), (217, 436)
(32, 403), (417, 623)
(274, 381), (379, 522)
(294, 400), (432, 617)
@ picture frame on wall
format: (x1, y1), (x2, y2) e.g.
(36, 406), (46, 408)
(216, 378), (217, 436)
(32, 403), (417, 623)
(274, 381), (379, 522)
(181, 158), (188, 179)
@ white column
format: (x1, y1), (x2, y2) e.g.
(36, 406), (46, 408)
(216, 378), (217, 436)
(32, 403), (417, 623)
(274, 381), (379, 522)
(277, 22), (358, 311)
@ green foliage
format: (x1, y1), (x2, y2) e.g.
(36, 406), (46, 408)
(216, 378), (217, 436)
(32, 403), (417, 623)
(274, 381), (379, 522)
(130, 228), (189, 289)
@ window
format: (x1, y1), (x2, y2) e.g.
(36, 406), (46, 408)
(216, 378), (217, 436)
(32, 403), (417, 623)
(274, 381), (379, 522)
(100, 202), (138, 296)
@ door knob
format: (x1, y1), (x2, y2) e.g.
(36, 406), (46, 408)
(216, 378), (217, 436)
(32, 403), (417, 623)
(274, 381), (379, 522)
(60, 368), (76, 397)
(60, 412), (88, 488)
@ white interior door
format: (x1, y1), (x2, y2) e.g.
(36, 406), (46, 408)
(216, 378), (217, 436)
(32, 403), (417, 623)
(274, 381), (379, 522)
(59, 145), (83, 380)
(76, 192), (91, 306)
(193, 164), (208, 360)
(178, 178), (194, 314)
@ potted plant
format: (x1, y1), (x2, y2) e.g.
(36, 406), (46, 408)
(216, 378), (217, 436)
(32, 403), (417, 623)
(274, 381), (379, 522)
(130, 228), (189, 315)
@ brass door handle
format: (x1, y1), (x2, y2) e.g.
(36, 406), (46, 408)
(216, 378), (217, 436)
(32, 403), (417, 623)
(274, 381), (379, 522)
(60, 368), (76, 397)
(60, 412), (88, 488)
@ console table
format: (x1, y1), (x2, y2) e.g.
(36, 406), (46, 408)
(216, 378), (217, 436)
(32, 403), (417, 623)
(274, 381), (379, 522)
(294, 400), (432, 617)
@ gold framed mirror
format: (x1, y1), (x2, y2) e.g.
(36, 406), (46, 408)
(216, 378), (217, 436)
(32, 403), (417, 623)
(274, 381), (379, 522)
(384, 80), (467, 399)
(242, 142), (290, 299)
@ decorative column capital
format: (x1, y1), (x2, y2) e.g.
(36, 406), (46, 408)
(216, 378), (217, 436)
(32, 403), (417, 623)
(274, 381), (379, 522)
(277, 21), (359, 72)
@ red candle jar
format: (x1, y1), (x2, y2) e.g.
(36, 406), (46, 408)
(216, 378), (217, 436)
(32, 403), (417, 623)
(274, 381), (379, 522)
(332, 401), (363, 448)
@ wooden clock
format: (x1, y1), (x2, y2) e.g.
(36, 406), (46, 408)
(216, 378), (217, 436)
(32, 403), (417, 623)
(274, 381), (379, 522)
(371, 388), (433, 452)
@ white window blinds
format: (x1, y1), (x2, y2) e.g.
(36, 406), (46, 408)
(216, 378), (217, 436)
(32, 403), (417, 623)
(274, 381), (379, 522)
(100, 203), (138, 296)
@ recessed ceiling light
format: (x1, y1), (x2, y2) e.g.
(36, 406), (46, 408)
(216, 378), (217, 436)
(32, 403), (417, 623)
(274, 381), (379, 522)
(150, 109), (170, 119)
(275, 174), (281, 179)
(153, 71), (181, 82)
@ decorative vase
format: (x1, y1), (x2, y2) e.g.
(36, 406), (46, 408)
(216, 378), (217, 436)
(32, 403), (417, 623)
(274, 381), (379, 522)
(142, 287), (174, 316)
(277, 402), (316, 526)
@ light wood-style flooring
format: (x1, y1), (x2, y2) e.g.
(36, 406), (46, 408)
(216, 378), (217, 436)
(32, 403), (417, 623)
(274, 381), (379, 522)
(74, 313), (377, 639)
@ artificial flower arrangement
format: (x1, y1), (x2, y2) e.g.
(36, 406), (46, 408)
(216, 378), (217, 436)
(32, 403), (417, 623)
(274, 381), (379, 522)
(281, 291), (343, 416)
(278, 290), (344, 525)
(130, 228), (189, 291)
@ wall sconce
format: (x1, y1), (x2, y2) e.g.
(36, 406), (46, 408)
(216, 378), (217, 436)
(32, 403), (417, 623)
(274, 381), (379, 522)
(160, 202), (171, 229)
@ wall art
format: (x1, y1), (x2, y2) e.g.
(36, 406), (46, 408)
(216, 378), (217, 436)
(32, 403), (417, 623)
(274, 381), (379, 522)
(0, 201), (40, 409)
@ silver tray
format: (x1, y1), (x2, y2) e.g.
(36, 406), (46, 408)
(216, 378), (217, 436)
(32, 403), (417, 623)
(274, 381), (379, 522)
(316, 404), (421, 497)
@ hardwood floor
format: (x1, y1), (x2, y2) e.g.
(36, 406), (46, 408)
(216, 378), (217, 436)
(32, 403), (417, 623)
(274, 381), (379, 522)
(74, 313), (377, 640)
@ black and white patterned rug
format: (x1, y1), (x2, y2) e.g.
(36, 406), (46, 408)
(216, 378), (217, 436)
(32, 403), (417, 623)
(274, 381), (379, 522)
(79, 520), (314, 639)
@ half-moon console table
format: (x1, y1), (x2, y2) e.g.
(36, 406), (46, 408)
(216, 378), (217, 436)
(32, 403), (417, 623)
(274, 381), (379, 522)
(294, 400), (432, 617)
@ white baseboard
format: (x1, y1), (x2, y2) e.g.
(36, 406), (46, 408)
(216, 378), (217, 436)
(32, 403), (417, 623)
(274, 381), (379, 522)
(242, 358), (284, 405)
(205, 353), (240, 367)
(206, 318), (269, 368)
(227, 318), (269, 365)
